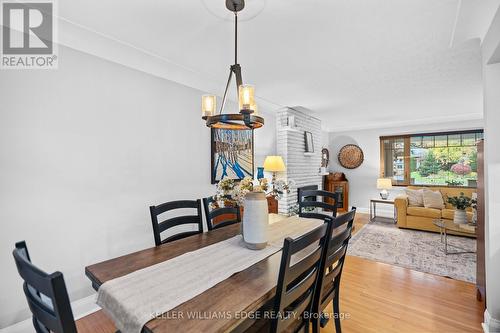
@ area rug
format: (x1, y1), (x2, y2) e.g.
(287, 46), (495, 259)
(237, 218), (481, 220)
(347, 221), (476, 283)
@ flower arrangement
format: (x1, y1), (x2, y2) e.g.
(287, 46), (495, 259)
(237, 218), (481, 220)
(447, 192), (472, 211)
(212, 176), (270, 208)
(269, 179), (295, 200)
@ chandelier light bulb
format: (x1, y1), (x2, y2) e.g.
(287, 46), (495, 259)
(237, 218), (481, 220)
(202, 95), (216, 117)
(239, 84), (255, 111)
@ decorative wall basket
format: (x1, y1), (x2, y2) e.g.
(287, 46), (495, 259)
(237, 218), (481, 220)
(338, 144), (364, 169)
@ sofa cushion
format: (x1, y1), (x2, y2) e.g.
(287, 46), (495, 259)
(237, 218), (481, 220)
(407, 206), (442, 219)
(442, 209), (473, 222)
(423, 189), (444, 209)
(405, 188), (424, 207)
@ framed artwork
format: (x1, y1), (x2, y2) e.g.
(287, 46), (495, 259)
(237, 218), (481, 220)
(211, 128), (254, 184)
(305, 131), (314, 152)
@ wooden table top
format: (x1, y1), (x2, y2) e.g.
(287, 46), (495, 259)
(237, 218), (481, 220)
(85, 214), (289, 333)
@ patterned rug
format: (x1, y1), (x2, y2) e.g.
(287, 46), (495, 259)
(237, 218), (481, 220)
(347, 221), (476, 283)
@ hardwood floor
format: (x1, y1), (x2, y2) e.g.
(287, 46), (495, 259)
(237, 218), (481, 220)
(321, 213), (484, 333)
(77, 213), (484, 333)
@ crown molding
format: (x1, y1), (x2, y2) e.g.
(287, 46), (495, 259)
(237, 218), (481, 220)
(324, 113), (484, 133)
(54, 17), (282, 114)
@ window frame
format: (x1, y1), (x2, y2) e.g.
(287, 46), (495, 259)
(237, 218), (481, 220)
(379, 129), (483, 188)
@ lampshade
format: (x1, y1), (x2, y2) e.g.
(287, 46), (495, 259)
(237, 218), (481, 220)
(263, 156), (286, 172)
(202, 95), (216, 117)
(377, 178), (393, 190)
(239, 84), (255, 111)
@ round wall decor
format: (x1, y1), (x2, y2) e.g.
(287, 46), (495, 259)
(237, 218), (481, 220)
(338, 144), (364, 169)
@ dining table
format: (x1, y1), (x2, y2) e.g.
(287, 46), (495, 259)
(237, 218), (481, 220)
(85, 214), (322, 333)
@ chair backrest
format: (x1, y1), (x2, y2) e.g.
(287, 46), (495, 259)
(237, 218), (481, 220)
(313, 207), (356, 313)
(297, 185), (318, 203)
(12, 241), (77, 333)
(149, 199), (203, 246)
(271, 218), (334, 333)
(202, 196), (241, 231)
(299, 189), (339, 220)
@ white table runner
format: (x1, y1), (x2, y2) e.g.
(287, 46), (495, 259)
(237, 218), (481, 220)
(96, 216), (323, 333)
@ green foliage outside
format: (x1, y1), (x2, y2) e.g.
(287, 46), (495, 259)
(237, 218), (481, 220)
(410, 147), (477, 187)
(418, 151), (441, 177)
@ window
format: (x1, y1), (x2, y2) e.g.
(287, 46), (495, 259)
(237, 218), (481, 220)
(380, 130), (483, 187)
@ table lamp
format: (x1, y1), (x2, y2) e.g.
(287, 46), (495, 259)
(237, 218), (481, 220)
(263, 155), (286, 188)
(377, 178), (392, 200)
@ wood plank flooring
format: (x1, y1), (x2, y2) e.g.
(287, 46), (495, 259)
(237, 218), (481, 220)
(77, 213), (484, 333)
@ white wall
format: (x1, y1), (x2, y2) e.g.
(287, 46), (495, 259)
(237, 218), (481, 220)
(0, 45), (276, 328)
(327, 120), (484, 215)
(482, 6), (500, 332)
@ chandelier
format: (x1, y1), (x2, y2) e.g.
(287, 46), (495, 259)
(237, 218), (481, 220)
(201, 0), (264, 130)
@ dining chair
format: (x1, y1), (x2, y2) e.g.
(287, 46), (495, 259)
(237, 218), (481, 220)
(298, 189), (339, 220)
(12, 241), (116, 333)
(297, 185), (319, 203)
(270, 218), (335, 333)
(202, 196), (241, 231)
(311, 207), (357, 333)
(149, 199), (203, 246)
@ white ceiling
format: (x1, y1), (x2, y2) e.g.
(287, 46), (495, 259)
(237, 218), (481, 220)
(56, 0), (500, 131)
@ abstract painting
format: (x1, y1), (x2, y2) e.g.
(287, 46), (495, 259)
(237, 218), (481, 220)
(211, 128), (254, 184)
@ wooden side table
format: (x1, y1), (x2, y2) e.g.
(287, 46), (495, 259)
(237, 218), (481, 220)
(370, 198), (397, 223)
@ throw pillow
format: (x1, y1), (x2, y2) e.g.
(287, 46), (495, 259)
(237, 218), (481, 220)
(423, 189), (444, 209)
(405, 188), (424, 207)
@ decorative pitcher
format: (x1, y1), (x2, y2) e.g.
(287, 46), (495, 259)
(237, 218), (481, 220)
(242, 191), (269, 250)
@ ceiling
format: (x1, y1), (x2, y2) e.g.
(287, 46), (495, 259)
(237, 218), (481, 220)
(57, 0), (500, 131)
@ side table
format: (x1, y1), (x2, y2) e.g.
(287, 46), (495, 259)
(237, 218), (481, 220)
(370, 198), (397, 223)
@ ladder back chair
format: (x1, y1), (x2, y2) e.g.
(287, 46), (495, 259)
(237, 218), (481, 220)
(202, 196), (241, 231)
(299, 190), (339, 221)
(149, 199), (203, 246)
(311, 208), (357, 333)
(297, 185), (319, 203)
(270, 218), (335, 333)
(12, 241), (116, 333)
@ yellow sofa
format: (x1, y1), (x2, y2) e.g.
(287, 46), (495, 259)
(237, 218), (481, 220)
(394, 186), (475, 237)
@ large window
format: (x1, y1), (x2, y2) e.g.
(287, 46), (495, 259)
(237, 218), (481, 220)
(380, 130), (483, 187)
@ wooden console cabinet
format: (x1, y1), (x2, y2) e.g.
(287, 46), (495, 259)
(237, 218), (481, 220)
(323, 173), (349, 213)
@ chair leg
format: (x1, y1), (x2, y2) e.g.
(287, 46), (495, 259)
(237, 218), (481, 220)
(311, 316), (320, 333)
(333, 292), (342, 333)
(319, 311), (329, 328)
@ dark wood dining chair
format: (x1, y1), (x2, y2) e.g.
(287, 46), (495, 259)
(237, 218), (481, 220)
(299, 189), (339, 221)
(202, 196), (241, 231)
(297, 185), (319, 203)
(311, 207), (357, 333)
(270, 218), (335, 333)
(12, 241), (116, 333)
(149, 199), (203, 246)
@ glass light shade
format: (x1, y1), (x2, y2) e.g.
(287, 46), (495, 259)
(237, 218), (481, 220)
(239, 84), (255, 111)
(202, 95), (216, 117)
(251, 102), (259, 115)
(263, 156), (286, 172)
(377, 178), (393, 189)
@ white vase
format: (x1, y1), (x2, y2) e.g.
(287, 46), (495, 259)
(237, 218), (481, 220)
(454, 209), (467, 224)
(242, 192), (269, 250)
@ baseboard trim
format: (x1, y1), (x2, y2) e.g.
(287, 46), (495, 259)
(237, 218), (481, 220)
(0, 294), (99, 333)
(483, 309), (500, 333)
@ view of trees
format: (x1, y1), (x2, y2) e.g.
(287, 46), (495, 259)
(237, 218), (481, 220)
(410, 146), (477, 186)
(382, 131), (482, 187)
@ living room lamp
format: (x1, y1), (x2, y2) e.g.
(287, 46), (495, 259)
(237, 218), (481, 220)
(377, 178), (393, 200)
(264, 156), (286, 186)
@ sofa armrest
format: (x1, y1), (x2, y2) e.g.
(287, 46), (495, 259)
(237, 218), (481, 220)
(394, 194), (408, 227)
